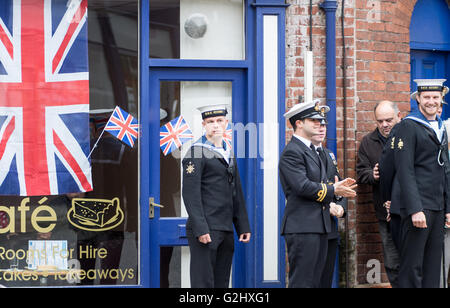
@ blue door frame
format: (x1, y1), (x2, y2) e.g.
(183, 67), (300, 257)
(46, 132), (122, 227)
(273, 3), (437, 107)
(139, 0), (287, 288)
(147, 68), (248, 288)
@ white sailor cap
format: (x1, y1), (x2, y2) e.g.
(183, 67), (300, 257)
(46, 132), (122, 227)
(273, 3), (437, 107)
(197, 104), (229, 119)
(284, 99), (330, 125)
(411, 79), (449, 102)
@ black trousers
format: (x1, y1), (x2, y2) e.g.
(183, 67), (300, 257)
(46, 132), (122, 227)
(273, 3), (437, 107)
(320, 238), (339, 288)
(319, 238), (338, 288)
(378, 220), (400, 288)
(187, 230), (234, 288)
(285, 233), (328, 288)
(398, 209), (445, 288)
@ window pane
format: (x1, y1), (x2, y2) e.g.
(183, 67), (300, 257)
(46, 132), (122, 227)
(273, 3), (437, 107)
(159, 81), (233, 288)
(160, 81), (232, 219)
(0, 0), (139, 287)
(150, 0), (245, 60)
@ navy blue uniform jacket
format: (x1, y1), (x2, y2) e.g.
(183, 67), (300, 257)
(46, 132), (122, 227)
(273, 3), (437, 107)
(388, 117), (450, 217)
(182, 143), (251, 238)
(279, 137), (337, 235)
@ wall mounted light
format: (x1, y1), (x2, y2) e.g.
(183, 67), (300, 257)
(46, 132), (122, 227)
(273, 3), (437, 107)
(184, 13), (208, 39)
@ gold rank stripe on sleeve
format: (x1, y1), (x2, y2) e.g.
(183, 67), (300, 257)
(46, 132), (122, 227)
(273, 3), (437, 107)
(316, 183), (327, 202)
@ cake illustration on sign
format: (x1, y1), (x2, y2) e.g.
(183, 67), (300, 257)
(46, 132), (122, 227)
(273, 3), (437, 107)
(67, 197), (124, 231)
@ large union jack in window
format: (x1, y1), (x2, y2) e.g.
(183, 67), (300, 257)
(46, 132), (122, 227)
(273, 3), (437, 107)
(0, 0), (92, 196)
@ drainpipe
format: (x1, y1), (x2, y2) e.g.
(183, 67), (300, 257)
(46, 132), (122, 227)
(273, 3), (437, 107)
(319, 0), (340, 288)
(320, 0), (338, 155)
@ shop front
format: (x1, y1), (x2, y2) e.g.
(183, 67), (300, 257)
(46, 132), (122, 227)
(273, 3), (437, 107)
(0, 0), (287, 288)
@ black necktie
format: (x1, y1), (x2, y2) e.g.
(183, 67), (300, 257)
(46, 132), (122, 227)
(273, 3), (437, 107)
(316, 147), (328, 171)
(310, 144), (321, 162)
(310, 144), (327, 169)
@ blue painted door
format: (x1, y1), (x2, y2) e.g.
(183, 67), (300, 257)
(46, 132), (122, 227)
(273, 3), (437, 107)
(146, 68), (247, 287)
(410, 50), (450, 118)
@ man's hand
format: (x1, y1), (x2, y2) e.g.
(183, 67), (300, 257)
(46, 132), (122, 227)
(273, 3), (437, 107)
(330, 202), (344, 218)
(384, 200), (391, 222)
(198, 233), (212, 244)
(239, 233), (251, 243)
(333, 176), (357, 198)
(411, 211), (427, 228)
(373, 163), (380, 181)
(445, 213), (450, 229)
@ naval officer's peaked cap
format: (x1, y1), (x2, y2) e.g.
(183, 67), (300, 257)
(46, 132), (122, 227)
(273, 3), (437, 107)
(284, 99), (330, 125)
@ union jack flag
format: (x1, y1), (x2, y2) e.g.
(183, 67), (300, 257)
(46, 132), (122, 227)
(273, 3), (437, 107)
(0, 0), (91, 196)
(160, 116), (194, 156)
(104, 106), (139, 148)
(223, 123), (232, 150)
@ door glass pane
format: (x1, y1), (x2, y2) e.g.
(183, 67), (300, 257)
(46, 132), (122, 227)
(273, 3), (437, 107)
(159, 81), (232, 287)
(160, 81), (232, 218)
(0, 0), (139, 287)
(150, 0), (245, 60)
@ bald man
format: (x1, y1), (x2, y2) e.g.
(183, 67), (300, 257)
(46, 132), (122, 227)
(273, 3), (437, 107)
(356, 100), (401, 287)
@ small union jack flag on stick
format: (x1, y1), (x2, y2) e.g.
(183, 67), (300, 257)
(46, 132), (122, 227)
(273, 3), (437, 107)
(104, 106), (139, 148)
(88, 106), (139, 159)
(160, 116), (194, 156)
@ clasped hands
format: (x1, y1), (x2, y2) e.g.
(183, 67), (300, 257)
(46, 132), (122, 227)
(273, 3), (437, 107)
(330, 202), (344, 218)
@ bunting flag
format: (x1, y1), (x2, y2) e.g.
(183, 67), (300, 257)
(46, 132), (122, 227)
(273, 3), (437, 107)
(0, 0), (91, 196)
(160, 116), (194, 156)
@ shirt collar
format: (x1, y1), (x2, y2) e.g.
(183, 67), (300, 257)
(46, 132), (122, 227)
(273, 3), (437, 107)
(293, 134), (322, 150)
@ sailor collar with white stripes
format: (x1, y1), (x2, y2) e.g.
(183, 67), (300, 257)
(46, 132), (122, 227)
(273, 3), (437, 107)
(193, 136), (231, 164)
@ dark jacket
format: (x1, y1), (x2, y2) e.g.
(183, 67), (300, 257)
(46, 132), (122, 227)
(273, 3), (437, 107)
(322, 147), (347, 239)
(279, 137), (334, 235)
(379, 124), (400, 205)
(356, 128), (387, 221)
(182, 143), (251, 238)
(389, 117), (450, 217)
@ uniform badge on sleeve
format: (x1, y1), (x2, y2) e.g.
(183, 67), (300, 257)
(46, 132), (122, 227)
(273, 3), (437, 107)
(391, 137), (395, 149)
(316, 183), (327, 202)
(397, 138), (404, 150)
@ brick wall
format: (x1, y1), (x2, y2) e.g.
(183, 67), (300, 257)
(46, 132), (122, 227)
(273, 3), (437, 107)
(353, 0), (417, 286)
(285, 0), (419, 287)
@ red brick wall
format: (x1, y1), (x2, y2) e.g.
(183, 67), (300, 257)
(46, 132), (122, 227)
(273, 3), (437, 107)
(353, 0), (417, 286)
(285, 0), (419, 287)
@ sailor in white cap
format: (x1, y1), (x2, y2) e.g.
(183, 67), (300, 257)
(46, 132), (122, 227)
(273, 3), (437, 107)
(181, 103), (251, 288)
(410, 78), (449, 103)
(388, 78), (450, 287)
(279, 99), (357, 288)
